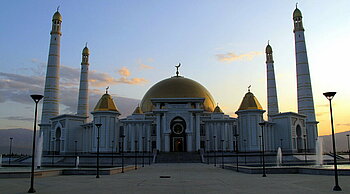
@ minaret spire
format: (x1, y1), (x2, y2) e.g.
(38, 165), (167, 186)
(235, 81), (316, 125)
(293, 6), (316, 121)
(265, 42), (279, 118)
(41, 10), (62, 124)
(293, 6), (318, 151)
(77, 45), (90, 117)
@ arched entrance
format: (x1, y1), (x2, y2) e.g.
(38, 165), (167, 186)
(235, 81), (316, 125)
(170, 117), (186, 152)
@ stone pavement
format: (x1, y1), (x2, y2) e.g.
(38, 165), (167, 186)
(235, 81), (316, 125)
(1, 163), (350, 194)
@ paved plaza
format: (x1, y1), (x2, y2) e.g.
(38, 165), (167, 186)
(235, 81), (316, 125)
(1, 163), (350, 194)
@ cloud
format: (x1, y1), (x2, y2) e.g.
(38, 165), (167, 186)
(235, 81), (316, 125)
(0, 61), (147, 110)
(316, 112), (327, 117)
(336, 123), (350, 127)
(216, 51), (262, 62)
(139, 64), (155, 70)
(118, 67), (131, 77)
(1, 116), (33, 122)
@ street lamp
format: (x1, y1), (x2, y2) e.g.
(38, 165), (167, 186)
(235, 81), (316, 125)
(135, 140), (138, 170)
(213, 136), (216, 167)
(303, 135), (307, 164)
(28, 94), (44, 193)
(221, 139), (224, 169)
(234, 134), (239, 172)
(323, 92), (341, 191)
(111, 140), (114, 166)
(259, 122), (267, 177)
(95, 123), (102, 178)
(347, 134), (350, 163)
(120, 135), (125, 173)
(243, 139), (247, 164)
(9, 137), (13, 165)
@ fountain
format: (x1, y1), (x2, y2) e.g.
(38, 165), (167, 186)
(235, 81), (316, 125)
(276, 147), (282, 167)
(315, 137), (323, 166)
(75, 156), (80, 169)
(35, 132), (44, 169)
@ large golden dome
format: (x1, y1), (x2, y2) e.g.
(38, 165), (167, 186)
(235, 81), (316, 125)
(140, 76), (216, 112)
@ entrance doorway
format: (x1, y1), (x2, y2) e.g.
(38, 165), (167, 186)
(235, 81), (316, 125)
(173, 137), (184, 152)
(170, 117), (186, 152)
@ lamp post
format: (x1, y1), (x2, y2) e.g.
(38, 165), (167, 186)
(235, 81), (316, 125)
(303, 135), (307, 164)
(148, 140), (151, 165)
(135, 140), (138, 170)
(206, 139), (210, 165)
(243, 139), (247, 164)
(213, 136), (216, 167)
(95, 123), (102, 178)
(9, 137), (13, 165)
(347, 134), (350, 163)
(111, 140), (114, 166)
(221, 139), (224, 169)
(52, 137), (55, 166)
(259, 122), (267, 177)
(323, 92), (341, 191)
(120, 135), (125, 173)
(142, 137), (145, 167)
(28, 94), (44, 193)
(234, 134), (239, 172)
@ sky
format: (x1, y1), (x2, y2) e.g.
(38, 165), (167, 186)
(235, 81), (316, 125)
(0, 0), (349, 136)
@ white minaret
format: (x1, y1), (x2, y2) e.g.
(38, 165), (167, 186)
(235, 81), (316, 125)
(293, 6), (316, 122)
(266, 42), (279, 118)
(40, 10), (62, 153)
(293, 6), (318, 151)
(77, 45), (90, 117)
(41, 10), (62, 124)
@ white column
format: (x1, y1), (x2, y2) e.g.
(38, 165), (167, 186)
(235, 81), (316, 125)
(164, 134), (170, 152)
(187, 133), (192, 152)
(195, 113), (200, 151)
(131, 123), (135, 151)
(156, 114), (161, 151)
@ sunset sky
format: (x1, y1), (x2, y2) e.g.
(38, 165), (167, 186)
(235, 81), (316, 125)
(0, 0), (349, 136)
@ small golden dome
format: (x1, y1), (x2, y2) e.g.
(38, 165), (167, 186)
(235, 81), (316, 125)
(238, 91), (263, 111)
(213, 105), (223, 113)
(133, 106), (143, 114)
(94, 93), (119, 112)
(265, 44), (272, 54)
(53, 11), (62, 21)
(140, 76), (216, 112)
(293, 8), (302, 19)
(82, 46), (89, 55)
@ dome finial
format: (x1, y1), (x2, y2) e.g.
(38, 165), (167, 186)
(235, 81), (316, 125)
(248, 85), (251, 92)
(57, 5), (60, 12)
(175, 63), (181, 77)
(268, 40), (270, 45)
(105, 86), (109, 94)
(85, 42), (88, 47)
(296, 2), (298, 8)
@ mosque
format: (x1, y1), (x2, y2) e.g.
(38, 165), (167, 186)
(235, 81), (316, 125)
(39, 7), (318, 157)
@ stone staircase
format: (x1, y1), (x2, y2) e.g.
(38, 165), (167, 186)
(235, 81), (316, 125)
(156, 152), (202, 163)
